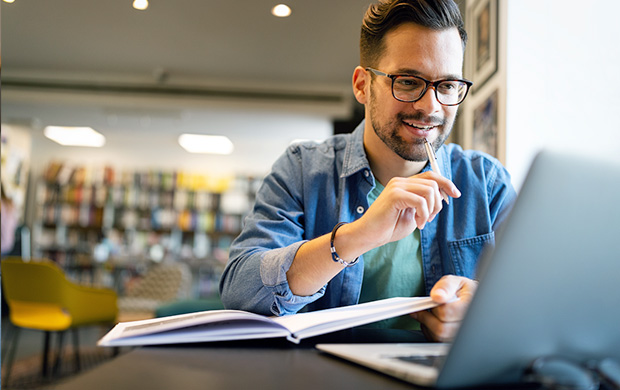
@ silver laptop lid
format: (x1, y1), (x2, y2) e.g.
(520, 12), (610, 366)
(437, 150), (620, 387)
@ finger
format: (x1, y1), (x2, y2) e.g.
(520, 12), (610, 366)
(432, 173), (461, 199)
(409, 178), (442, 222)
(411, 194), (430, 230)
(430, 276), (459, 304)
(439, 178), (461, 199)
(428, 184), (443, 222)
(420, 322), (459, 343)
(401, 176), (446, 221)
(384, 177), (449, 228)
(430, 276), (478, 322)
(390, 186), (433, 229)
(430, 298), (468, 323)
(417, 171), (461, 200)
(430, 275), (476, 304)
(398, 180), (441, 225)
(412, 310), (459, 342)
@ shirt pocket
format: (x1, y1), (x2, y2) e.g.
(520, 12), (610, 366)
(447, 232), (495, 278)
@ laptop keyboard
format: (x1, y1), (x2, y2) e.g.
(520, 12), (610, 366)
(393, 355), (446, 368)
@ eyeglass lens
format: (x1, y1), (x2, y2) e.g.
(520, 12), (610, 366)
(392, 76), (467, 105)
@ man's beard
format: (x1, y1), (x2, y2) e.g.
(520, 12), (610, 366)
(369, 93), (454, 162)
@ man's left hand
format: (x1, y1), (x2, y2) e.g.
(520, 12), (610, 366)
(411, 275), (478, 342)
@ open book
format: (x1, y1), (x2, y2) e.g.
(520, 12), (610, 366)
(98, 297), (437, 347)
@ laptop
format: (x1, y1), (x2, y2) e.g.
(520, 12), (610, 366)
(317, 150), (620, 388)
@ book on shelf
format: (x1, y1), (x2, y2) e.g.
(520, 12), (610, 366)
(98, 296), (437, 347)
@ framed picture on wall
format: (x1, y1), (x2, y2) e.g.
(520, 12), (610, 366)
(472, 88), (499, 158)
(469, 0), (498, 91)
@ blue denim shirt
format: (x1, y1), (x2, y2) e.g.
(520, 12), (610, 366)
(220, 121), (516, 317)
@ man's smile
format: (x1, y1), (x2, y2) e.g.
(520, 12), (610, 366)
(402, 119), (437, 131)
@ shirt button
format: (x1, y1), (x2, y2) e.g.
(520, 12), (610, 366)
(356, 206), (365, 214)
(364, 170), (370, 177)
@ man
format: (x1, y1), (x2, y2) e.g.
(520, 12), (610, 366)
(220, 0), (516, 342)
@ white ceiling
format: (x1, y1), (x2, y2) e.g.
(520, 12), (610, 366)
(2, 0), (369, 120)
(1, 0), (373, 159)
(2, 0), (370, 87)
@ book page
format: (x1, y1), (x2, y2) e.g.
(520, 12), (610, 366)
(273, 297), (437, 343)
(100, 319), (291, 346)
(98, 296), (438, 347)
(98, 310), (287, 346)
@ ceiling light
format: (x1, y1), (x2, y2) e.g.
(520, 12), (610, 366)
(133, 0), (148, 10)
(271, 4), (291, 18)
(290, 139), (324, 145)
(3, 0), (16, 3)
(44, 126), (106, 147)
(178, 134), (234, 155)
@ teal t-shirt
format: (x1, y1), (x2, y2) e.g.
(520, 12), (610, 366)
(359, 181), (425, 330)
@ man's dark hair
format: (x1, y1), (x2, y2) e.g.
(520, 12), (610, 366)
(360, 0), (467, 67)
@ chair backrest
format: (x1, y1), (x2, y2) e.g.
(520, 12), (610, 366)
(1, 257), (118, 329)
(1, 257), (68, 305)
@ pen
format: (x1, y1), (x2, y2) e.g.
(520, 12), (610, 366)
(423, 138), (450, 204)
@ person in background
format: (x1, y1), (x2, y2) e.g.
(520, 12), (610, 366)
(1, 181), (20, 323)
(220, 0), (516, 342)
(1, 183), (18, 256)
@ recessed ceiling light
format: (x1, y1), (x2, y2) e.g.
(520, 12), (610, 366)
(44, 126), (106, 147)
(271, 4), (291, 18)
(3, 0), (16, 3)
(133, 0), (148, 10)
(178, 134), (234, 155)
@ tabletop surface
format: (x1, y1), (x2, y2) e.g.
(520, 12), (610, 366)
(54, 329), (432, 390)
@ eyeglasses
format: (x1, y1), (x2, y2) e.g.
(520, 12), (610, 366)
(365, 67), (473, 106)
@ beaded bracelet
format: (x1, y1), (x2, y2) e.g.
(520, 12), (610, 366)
(330, 222), (360, 267)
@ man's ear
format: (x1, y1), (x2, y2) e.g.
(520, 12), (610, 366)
(352, 66), (369, 105)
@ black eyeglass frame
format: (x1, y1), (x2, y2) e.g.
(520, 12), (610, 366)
(365, 67), (473, 106)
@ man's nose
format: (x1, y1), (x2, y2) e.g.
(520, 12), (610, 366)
(412, 86), (442, 115)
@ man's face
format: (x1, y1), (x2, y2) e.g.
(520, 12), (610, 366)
(367, 23), (464, 161)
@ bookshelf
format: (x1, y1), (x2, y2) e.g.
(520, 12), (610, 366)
(32, 161), (261, 298)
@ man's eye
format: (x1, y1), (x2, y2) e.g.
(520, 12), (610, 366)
(395, 77), (423, 89)
(438, 82), (458, 93)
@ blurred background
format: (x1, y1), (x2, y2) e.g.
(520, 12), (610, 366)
(2, 0), (620, 329)
(2, 0), (620, 386)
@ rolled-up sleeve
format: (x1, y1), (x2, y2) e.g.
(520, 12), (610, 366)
(219, 145), (326, 316)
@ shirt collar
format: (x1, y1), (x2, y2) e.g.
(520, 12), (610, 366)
(341, 120), (371, 178)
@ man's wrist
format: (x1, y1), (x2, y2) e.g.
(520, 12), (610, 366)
(330, 222), (360, 267)
(329, 220), (376, 263)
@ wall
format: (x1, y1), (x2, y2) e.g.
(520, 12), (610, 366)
(505, 0), (620, 188)
(459, 0), (508, 171)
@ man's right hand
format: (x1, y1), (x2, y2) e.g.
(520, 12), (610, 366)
(353, 171), (461, 249)
(287, 171), (459, 297)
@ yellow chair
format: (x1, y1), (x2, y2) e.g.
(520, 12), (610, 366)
(1, 257), (118, 384)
